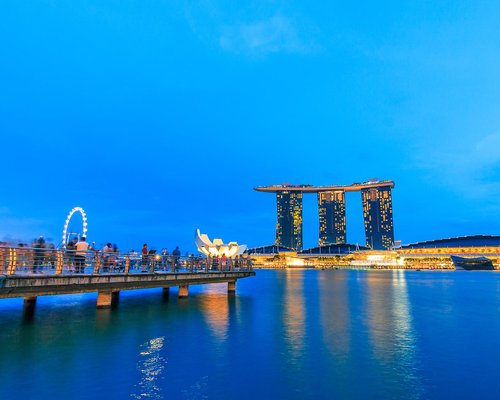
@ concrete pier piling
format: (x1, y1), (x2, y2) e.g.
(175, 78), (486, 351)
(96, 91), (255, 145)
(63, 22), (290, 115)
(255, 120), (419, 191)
(228, 280), (236, 293)
(97, 291), (120, 309)
(178, 285), (189, 298)
(24, 296), (37, 305)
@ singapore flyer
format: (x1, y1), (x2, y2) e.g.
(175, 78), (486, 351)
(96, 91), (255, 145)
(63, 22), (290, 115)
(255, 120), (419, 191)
(61, 207), (88, 247)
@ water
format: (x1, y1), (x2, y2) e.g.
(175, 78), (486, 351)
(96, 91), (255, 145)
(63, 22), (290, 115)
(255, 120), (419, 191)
(1, 269), (500, 400)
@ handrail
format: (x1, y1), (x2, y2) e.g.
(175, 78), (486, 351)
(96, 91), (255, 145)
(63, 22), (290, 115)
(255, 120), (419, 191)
(0, 247), (253, 276)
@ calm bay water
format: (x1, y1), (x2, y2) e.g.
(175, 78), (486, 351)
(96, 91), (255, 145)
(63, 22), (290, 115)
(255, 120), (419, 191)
(1, 269), (500, 400)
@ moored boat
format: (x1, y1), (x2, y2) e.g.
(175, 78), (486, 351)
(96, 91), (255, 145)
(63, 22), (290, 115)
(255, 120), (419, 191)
(450, 255), (494, 270)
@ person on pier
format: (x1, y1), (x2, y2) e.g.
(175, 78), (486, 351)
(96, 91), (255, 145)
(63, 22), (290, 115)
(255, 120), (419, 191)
(141, 244), (148, 272)
(160, 248), (169, 271)
(32, 236), (46, 273)
(75, 237), (90, 273)
(66, 237), (77, 273)
(171, 246), (181, 271)
(102, 243), (112, 272)
(111, 244), (120, 271)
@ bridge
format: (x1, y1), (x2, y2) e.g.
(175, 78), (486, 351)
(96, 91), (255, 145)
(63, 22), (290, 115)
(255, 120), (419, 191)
(0, 247), (255, 308)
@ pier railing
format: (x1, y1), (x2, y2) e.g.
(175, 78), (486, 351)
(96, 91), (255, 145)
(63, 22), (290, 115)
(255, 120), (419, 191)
(0, 247), (253, 276)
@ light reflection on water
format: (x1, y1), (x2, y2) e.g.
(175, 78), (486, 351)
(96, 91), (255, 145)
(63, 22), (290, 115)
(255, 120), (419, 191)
(1, 270), (500, 400)
(319, 270), (351, 359)
(132, 337), (166, 400)
(198, 284), (230, 341)
(362, 271), (423, 398)
(390, 270), (422, 399)
(283, 269), (306, 363)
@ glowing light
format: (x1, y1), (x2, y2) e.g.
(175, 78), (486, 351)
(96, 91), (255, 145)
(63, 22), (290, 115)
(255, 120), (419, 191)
(286, 257), (305, 267)
(195, 229), (247, 257)
(62, 206), (88, 246)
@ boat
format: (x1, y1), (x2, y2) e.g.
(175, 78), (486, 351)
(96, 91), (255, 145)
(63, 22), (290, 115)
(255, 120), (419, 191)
(450, 255), (494, 271)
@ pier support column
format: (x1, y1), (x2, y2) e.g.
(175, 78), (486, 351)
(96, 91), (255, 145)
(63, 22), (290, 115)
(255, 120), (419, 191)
(24, 296), (37, 306)
(162, 287), (170, 301)
(178, 285), (189, 298)
(228, 280), (236, 293)
(23, 296), (37, 321)
(97, 291), (120, 309)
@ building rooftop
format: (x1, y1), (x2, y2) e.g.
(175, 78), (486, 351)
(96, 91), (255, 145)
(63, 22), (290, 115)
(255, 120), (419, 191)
(254, 179), (395, 193)
(400, 235), (500, 249)
(299, 243), (370, 254)
(246, 245), (295, 254)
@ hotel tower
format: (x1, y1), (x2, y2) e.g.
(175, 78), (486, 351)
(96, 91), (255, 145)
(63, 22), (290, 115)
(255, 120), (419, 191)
(256, 179), (395, 251)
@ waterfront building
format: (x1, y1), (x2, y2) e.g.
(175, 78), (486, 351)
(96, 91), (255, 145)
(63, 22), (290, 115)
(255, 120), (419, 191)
(255, 179), (395, 250)
(276, 191), (303, 250)
(318, 191), (346, 246)
(194, 229), (247, 257)
(399, 235), (500, 249)
(361, 185), (394, 250)
(247, 235), (500, 269)
(299, 243), (369, 255)
(245, 245), (295, 254)
(396, 235), (500, 269)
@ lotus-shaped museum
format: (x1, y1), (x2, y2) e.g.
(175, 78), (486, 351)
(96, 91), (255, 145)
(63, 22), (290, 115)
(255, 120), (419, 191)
(195, 229), (247, 257)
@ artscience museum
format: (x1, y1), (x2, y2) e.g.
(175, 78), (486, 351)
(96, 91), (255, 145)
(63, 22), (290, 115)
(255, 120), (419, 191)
(195, 229), (247, 257)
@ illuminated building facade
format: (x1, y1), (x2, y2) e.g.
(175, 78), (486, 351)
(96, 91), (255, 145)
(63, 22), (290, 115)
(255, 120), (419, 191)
(318, 191), (346, 245)
(194, 229), (247, 257)
(255, 179), (395, 250)
(361, 186), (394, 250)
(276, 191), (303, 250)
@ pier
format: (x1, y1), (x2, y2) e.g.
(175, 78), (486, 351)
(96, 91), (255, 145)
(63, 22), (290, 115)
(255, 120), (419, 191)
(0, 247), (255, 308)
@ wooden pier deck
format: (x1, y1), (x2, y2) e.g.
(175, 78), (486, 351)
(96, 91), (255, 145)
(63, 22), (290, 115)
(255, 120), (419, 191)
(0, 271), (255, 308)
(0, 247), (255, 308)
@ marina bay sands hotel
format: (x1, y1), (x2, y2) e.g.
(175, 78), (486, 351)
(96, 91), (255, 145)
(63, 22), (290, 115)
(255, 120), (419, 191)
(254, 179), (395, 251)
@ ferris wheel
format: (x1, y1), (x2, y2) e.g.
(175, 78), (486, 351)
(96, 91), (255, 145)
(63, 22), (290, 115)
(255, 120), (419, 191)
(62, 207), (88, 247)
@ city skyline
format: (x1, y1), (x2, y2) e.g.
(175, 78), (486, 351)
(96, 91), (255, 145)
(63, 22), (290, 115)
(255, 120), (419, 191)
(1, 3), (500, 400)
(256, 179), (395, 250)
(1, 1), (499, 251)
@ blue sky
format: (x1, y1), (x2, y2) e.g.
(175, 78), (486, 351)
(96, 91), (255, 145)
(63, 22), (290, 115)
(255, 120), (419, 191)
(1, 0), (499, 252)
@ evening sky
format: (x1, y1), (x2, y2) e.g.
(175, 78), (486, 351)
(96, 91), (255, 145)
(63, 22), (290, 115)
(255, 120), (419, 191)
(1, 1), (499, 252)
